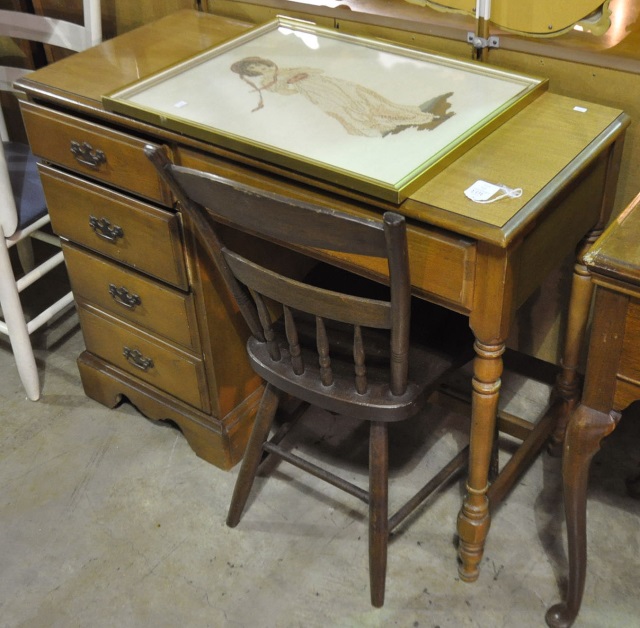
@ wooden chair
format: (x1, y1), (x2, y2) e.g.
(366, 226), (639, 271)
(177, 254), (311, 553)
(146, 146), (474, 607)
(0, 0), (101, 399)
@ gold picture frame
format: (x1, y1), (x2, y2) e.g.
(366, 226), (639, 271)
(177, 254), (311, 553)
(103, 17), (547, 203)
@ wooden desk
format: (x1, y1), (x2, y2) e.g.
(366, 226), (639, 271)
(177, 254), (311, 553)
(15, 10), (628, 582)
(546, 195), (640, 628)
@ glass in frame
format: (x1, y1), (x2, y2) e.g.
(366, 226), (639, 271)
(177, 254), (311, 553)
(104, 17), (547, 203)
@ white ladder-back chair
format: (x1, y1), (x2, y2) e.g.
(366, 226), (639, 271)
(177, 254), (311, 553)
(0, 0), (102, 400)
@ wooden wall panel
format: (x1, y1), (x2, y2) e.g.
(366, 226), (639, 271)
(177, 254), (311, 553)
(32, 0), (198, 41)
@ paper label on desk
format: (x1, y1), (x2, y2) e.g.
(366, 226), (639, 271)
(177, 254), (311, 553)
(465, 180), (502, 202)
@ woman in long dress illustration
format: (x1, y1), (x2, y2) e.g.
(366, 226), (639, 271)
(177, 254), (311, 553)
(230, 56), (454, 137)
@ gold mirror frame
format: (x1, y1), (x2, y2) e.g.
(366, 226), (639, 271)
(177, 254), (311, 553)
(406, 0), (611, 37)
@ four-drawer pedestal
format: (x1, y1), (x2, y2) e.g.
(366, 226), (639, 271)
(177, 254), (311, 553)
(22, 101), (263, 469)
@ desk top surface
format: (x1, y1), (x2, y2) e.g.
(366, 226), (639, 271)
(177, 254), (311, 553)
(17, 10), (628, 248)
(586, 192), (640, 287)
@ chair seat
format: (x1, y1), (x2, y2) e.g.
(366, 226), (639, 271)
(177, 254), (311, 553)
(247, 313), (471, 422)
(3, 141), (47, 233)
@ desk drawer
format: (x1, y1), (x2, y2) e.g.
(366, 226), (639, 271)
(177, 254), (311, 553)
(63, 243), (199, 351)
(21, 101), (170, 205)
(178, 147), (476, 310)
(40, 165), (188, 290)
(79, 305), (208, 412)
(619, 298), (640, 385)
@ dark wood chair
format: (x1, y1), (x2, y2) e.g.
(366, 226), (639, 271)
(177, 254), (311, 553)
(146, 146), (474, 608)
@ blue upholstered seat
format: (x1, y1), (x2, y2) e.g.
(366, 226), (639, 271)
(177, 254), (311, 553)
(3, 141), (47, 233)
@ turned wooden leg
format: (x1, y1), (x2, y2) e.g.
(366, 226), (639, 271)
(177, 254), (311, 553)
(227, 384), (281, 527)
(545, 404), (621, 628)
(457, 340), (504, 582)
(369, 421), (389, 608)
(549, 246), (598, 454)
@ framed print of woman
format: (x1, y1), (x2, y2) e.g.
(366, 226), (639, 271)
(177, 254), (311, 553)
(230, 56), (455, 138)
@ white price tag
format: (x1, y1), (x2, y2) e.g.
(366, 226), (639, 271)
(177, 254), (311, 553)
(464, 180), (501, 202)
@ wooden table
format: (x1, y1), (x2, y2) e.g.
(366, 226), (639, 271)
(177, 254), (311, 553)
(546, 194), (640, 628)
(15, 9), (629, 583)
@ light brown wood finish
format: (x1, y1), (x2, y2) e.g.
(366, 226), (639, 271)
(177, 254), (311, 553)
(78, 303), (209, 410)
(22, 104), (172, 205)
(62, 243), (199, 351)
(39, 166), (187, 288)
(15, 10), (628, 579)
(546, 194), (640, 628)
(210, 0), (640, 210)
(16, 11), (268, 470)
(177, 147), (477, 310)
(77, 351), (264, 467)
(26, 0), (640, 235)
(207, 0), (640, 373)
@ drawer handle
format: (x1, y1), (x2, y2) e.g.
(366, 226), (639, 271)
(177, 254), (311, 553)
(70, 140), (106, 169)
(89, 216), (124, 242)
(109, 284), (141, 310)
(123, 347), (154, 371)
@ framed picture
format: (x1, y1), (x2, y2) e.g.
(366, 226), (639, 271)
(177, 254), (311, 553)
(104, 17), (547, 203)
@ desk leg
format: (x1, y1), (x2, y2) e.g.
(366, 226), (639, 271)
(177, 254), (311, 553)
(457, 339), (504, 581)
(549, 242), (599, 453)
(545, 404), (621, 628)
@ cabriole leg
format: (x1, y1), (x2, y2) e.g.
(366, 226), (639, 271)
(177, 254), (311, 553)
(545, 404), (621, 628)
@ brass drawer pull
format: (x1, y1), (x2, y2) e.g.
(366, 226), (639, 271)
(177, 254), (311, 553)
(109, 284), (141, 310)
(70, 140), (106, 169)
(122, 347), (154, 371)
(89, 216), (124, 242)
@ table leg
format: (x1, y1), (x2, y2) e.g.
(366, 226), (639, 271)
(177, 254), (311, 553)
(549, 232), (601, 453)
(545, 404), (621, 628)
(457, 339), (504, 581)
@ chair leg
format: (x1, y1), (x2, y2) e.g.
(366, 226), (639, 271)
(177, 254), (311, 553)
(227, 383), (281, 527)
(369, 420), (389, 608)
(0, 235), (39, 400)
(16, 239), (35, 274)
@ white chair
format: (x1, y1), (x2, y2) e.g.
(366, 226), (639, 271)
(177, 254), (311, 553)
(0, 0), (101, 400)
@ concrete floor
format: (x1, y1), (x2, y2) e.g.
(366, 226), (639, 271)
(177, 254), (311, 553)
(1, 310), (639, 628)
